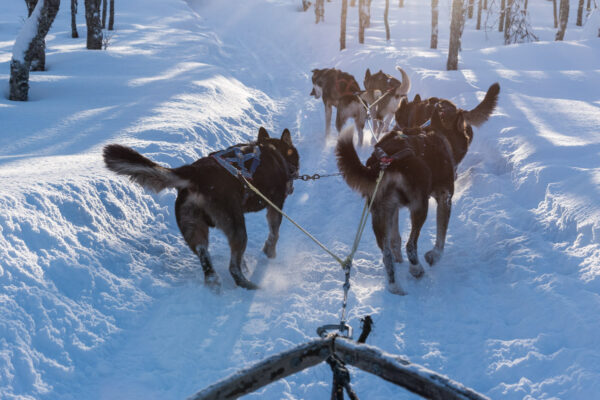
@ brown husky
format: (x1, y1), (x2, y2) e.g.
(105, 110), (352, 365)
(337, 83), (499, 294)
(394, 83), (499, 130)
(310, 68), (369, 146)
(103, 127), (299, 291)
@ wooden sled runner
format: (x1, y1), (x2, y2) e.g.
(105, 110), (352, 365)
(188, 335), (489, 400)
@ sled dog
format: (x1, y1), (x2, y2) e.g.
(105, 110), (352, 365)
(310, 67), (370, 146)
(363, 66), (411, 136)
(336, 83), (499, 294)
(394, 83), (499, 130)
(103, 127), (299, 291)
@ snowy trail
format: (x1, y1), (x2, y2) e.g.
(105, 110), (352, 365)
(1, 0), (599, 399)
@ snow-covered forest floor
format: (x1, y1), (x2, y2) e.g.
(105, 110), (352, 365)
(1, 0), (599, 399)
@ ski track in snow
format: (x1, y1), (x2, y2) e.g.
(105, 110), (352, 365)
(1, 0), (599, 399)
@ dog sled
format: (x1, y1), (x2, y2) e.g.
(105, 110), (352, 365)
(188, 329), (489, 400)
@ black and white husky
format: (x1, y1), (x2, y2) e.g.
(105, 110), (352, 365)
(103, 127), (299, 291)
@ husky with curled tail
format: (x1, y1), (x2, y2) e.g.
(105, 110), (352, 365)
(103, 127), (299, 291)
(336, 83), (499, 294)
(395, 83), (500, 130)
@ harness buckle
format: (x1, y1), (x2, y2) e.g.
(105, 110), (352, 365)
(317, 322), (353, 339)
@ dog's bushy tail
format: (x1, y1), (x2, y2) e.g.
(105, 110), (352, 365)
(396, 66), (411, 96)
(103, 144), (190, 192)
(464, 82), (500, 127)
(336, 127), (375, 197)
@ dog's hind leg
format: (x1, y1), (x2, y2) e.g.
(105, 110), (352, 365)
(218, 207), (258, 290)
(406, 198), (428, 279)
(391, 208), (403, 263)
(325, 103), (333, 137)
(175, 192), (221, 291)
(425, 190), (452, 266)
(262, 205), (283, 259)
(372, 205), (405, 295)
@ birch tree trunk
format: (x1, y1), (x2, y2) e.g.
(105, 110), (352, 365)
(431, 0), (439, 48)
(315, 0), (324, 23)
(476, 0), (482, 29)
(447, 0), (463, 70)
(385, 0), (390, 40)
(108, 0), (114, 30)
(340, 0), (348, 49)
(499, 0), (506, 31)
(359, 0), (367, 43)
(9, 0), (60, 101)
(71, 0), (78, 38)
(85, 0), (103, 49)
(504, 0), (513, 41)
(576, 0), (584, 25)
(102, 0), (107, 28)
(555, 0), (569, 40)
(553, 0), (558, 28)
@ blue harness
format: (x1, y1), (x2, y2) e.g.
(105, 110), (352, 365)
(211, 145), (261, 180)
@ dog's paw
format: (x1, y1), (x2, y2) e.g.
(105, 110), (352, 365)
(425, 248), (442, 266)
(262, 242), (276, 259)
(409, 262), (424, 278)
(205, 274), (222, 294)
(386, 281), (406, 296)
(237, 279), (260, 291)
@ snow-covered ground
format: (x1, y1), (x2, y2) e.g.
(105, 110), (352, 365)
(1, 0), (599, 399)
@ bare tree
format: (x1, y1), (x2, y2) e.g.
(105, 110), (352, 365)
(385, 0), (391, 40)
(524, 0), (528, 10)
(447, 0), (464, 70)
(365, 0), (372, 28)
(431, 0), (439, 48)
(555, 0), (569, 40)
(301, 0), (311, 10)
(499, 0), (506, 31)
(341, 0), (348, 49)
(504, 0), (513, 35)
(23, 0), (47, 71)
(576, 0), (585, 25)
(9, 0), (60, 101)
(553, 0), (558, 28)
(108, 0), (114, 30)
(101, 0), (107, 28)
(477, 0), (483, 29)
(504, 0), (538, 43)
(315, 0), (324, 23)
(85, 0), (103, 48)
(71, 0), (78, 38)
(468, 0), (475, 18)
(484, 0), (488, 9)
(350, 0), (356, 6)
(359, 0), (368, 43)
(399, 0), (404, 6)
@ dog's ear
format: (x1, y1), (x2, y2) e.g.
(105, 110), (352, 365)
(281, 129), (293, 146)
(365, 68), (371, 79)
(258, 127), (270, 142)
(456, 112), (467, 132)
(414, 94), (421, 103)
